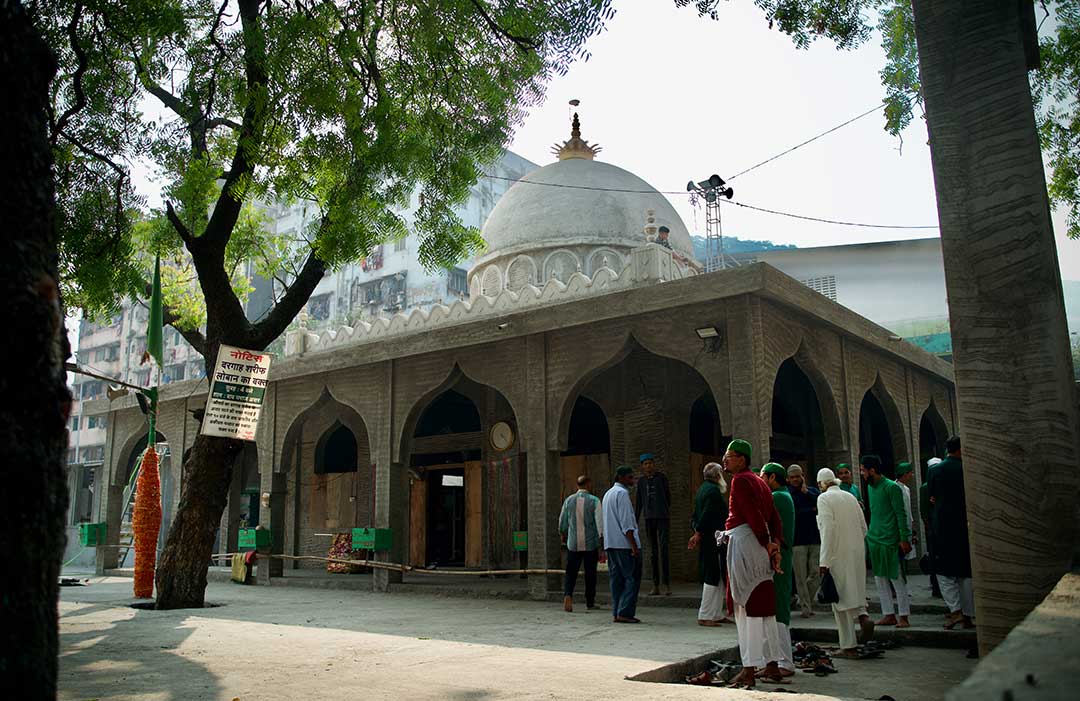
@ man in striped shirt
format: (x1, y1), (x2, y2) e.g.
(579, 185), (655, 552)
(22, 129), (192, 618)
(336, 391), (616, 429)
(558, 475), (605, 612)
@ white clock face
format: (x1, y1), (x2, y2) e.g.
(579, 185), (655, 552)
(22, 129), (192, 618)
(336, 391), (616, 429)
(490, 421), (514, 451)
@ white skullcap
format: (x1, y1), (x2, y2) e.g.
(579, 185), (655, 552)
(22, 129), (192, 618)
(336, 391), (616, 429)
(927, 457), (943, 468)
(816, 468), (841, 487)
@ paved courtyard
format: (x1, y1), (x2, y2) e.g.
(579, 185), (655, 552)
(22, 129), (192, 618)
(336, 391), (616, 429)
(59, 575), (976, 700)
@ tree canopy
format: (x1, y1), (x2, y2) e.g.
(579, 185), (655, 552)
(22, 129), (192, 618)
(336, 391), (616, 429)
(676, 0), (1080, 240)
(38, 0), (614, 348)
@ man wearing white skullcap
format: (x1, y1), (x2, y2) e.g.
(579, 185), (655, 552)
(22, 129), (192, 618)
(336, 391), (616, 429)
(815, 468), (875, 654)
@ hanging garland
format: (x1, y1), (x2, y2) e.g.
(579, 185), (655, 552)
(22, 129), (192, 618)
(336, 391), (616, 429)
(132, 447), (162, 598)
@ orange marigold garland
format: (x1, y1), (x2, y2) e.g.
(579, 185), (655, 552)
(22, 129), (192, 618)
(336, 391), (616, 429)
(132, 447), (162, 598)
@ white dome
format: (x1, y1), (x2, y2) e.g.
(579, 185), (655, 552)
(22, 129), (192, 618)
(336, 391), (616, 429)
(477, 158), (694, 261)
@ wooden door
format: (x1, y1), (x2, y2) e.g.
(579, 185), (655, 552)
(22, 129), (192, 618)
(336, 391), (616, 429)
(409, 477), (426, 567)
(464, 461), (483, 568)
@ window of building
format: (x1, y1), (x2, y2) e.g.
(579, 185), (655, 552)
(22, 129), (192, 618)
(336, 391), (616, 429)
(67, 448), (78, 464)
(70, 415), (80, 432)
(164, 364), (185, 383)
(799, 275), (838, 302)
(394, 238), (407, 252)
(309, 293), (331, 321)
(106, 344), (120, 361)
(447, 267), (468, 298)
(81, 381), (103, 400)
(72, 466), (96, 524)
(87, 415), (108, 430)
(94, 347), (106, 362)
(79, 445), (105, 463)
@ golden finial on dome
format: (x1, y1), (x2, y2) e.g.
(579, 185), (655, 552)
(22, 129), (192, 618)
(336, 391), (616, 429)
(551, 112), (602, 161)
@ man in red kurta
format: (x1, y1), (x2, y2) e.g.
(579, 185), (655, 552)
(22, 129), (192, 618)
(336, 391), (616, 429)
(721, 439), (785, 688)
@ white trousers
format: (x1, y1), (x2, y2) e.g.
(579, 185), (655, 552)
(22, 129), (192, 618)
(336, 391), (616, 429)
(832, 605), (867, 650)
(939, 576), (975, 616)
(875, 575), (911, 616)
(698, 582), (725, 621)
(774, 622), (795, 671)
(734, 605), (781, 669)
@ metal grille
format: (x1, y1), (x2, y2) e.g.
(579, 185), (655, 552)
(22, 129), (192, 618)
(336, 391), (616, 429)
(799, 275), (838, 301)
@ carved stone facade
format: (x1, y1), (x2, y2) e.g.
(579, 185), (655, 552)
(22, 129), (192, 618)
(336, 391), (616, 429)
(91, 255), (956, 594)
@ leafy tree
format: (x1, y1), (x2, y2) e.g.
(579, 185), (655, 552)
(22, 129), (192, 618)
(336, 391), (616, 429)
(37, 0), (613, 608)
(677, 1), (1080, 239)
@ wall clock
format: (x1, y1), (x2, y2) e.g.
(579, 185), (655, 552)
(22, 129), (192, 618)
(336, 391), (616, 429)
(489, 421), (515, 451)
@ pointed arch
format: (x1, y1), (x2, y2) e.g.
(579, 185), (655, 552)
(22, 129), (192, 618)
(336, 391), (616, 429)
(764, 343), (846, 465)
(859, 374), (909, 473)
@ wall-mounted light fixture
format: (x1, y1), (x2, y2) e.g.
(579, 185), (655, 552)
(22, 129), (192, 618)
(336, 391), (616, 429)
(696, 327), (720, 339)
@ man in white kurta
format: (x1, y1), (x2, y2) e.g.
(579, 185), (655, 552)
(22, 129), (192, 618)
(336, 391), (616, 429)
(816, 468), (875, 652)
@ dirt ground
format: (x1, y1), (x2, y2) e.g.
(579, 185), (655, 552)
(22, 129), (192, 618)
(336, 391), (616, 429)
(58, 576), (976, 700)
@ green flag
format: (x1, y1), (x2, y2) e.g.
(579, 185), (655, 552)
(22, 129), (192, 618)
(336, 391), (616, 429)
(143, 255), (163, 368)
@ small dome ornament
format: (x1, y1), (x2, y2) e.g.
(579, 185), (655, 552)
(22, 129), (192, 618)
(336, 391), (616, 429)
(551, 113), (602, 161)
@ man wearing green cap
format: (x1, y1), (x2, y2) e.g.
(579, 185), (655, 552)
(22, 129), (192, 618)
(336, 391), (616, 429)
(602, 465), (642, 623)
(721, 439), (785, 688)
(894, 462), (917, 564)
(835, 464), (862, 505)
(761, 463), (796, 677)
(861, 455), (912, 627)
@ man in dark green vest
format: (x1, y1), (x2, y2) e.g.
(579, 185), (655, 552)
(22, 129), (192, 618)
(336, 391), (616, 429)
(761, 463), (796, 678)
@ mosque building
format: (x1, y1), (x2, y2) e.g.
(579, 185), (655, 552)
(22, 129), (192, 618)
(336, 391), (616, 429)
(92, 117), (956, 593)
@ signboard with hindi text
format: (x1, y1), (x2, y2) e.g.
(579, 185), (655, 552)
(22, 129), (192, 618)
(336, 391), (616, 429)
(201, 344), (271, 441)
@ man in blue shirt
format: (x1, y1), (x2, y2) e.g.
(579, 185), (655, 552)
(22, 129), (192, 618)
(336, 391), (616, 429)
(558, 475), (604, 613)
(602, 465), (642, 623)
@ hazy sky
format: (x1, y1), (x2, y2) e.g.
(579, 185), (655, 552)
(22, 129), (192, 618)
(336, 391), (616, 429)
(502, 1), (1079, 281)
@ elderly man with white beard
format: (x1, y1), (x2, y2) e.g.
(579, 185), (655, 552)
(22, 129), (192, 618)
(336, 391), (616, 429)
(816, 467), (875, 655)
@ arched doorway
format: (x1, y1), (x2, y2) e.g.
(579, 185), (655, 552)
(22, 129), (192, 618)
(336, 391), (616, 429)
(115, 431), (169, 567)
(280, 392), (373, 569)
(404, 375), (520, 571)
(769, 358), (828, 467)
(559, 395), (611, 500)
(859, 391), (896, 474)
(559, 341), (721, 583)
(919, 403), (948, 472)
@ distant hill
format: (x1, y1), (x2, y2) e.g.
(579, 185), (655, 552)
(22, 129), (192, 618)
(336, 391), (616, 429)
(690, 235), (795, 261)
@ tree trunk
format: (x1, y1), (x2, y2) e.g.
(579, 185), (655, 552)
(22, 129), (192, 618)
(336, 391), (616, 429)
(912, 0), (1080, 654)
(154, 431), (244, 608)
(0, 3), (70, 697)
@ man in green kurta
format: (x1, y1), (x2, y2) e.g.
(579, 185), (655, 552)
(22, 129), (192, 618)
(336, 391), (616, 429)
(761, 463), (796, 676)
(860, 455), (912, 627)
(689, 462), (729, 625)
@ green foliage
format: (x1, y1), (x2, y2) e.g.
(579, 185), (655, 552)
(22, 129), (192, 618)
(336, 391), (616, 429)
(38, 0), (613, 339)
(676, 1), (1080, 239)
(1033, 1), (1080, 240)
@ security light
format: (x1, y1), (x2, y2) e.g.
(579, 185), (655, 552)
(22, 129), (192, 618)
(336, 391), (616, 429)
(696, 327), (720, 339)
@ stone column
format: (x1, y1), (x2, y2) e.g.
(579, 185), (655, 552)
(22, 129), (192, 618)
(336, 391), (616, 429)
(724, 294), (770, 461)
(373, 360), (405, 592)
(525, 333), (560, 598)
(95, 414), (121, 574)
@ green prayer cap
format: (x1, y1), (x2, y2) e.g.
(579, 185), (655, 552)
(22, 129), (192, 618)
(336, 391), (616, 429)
(615, 465), (634, 478)
(727, 439), (752, 460)
(761, 462), (787, 480)
(896, 461), (913, 477)
(836, 463), (851, 471)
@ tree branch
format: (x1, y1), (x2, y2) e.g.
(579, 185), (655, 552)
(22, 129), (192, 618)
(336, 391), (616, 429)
(165, 201), (195, 245)
(51, 2), (88, 144)
(468, 0), (540, 52)
(203, 0), (269, 249)
(245, 249), (327, 349)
